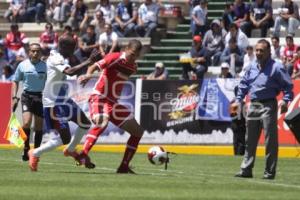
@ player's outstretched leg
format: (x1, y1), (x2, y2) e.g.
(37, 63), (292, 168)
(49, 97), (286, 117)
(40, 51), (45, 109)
(77, 126), (106, 168)
(28, 134), (63, 171)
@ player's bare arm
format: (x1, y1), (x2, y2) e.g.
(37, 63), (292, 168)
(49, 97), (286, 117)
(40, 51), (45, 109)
(63, 50), (100, 76)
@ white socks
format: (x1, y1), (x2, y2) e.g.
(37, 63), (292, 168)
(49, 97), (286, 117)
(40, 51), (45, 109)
(65, 127), (87, 152)
(33, 133), (63, 157)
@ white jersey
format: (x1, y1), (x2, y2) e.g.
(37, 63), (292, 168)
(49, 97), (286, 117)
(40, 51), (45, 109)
(43, 50), (70, 107)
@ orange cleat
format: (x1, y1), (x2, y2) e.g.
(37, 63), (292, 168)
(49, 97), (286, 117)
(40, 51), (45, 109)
(28, 149), (39, 172)
(63, 148), (80, 160)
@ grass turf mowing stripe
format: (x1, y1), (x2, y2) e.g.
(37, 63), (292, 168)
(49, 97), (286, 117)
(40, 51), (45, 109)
(1, 157), (300, 190)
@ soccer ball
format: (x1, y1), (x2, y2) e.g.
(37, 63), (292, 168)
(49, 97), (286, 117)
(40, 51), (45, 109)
(147, 146), (168, 165)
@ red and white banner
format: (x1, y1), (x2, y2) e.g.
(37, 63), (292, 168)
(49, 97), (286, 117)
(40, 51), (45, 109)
(0, 82), (12, 144)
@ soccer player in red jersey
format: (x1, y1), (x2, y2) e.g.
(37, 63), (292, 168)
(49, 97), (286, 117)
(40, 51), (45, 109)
(78, 39), (144, 174)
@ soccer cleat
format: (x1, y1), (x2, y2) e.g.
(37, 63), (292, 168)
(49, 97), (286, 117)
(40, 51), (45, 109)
(28, 149), (39, 172)
(116, 165), (136, 174)
(63, 148), (79, 160)
(75, 152), (96, 169)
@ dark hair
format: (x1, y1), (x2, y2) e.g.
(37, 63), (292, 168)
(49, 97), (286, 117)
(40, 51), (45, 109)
(45, 22), (53, 29)
(127, 39), (142, 52)
(64, 25), (73, 32)
(271, 36), (279, 42)
(87, 24), (95, 30)
(257, 39), (271, 50)
(286, 35), (294, 41)
(229, 23), (238, 30)
(246, 45), (253, 50)
(297, 46), (300, 51)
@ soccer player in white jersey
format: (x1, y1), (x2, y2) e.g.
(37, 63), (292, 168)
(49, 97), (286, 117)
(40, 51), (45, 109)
(28, 35), (99, 171)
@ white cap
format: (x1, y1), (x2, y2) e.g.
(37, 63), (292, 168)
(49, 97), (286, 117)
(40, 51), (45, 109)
(155, 62), (164, 68)
(221, 62), (229, 69)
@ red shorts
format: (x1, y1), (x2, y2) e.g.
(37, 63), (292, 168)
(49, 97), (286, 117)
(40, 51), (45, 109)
(88, 94), (133, 127)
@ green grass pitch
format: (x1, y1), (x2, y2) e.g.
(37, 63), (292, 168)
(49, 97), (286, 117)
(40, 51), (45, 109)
(0, 149), (300, 200)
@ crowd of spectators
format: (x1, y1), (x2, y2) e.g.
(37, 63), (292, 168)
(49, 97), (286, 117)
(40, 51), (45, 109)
(185, 0), (300, 80)
(2, 0), (300, 81)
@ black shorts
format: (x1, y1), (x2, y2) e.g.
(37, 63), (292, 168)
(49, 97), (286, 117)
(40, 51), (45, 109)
(21, 91), (43, 117)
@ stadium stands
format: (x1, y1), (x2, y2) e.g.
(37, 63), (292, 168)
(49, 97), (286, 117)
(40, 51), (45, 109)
(1, 0), (300, 79)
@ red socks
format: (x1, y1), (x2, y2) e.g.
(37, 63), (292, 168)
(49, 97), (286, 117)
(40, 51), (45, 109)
(120, 136), (141, 167)
(82, 126), (105, 155)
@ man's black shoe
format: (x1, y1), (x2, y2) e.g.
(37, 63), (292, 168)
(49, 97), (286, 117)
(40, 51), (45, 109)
(235, 170), (253, 178)
(262, 172), (275, 180)
(22, 148), (29, 161)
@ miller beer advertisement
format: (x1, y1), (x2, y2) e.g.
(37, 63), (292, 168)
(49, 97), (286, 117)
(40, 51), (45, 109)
(140, 80), (202, 133)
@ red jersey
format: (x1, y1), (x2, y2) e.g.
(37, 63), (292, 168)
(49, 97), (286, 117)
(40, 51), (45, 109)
(283, 44), (297, 60)
(5, 31), (27, 51)
(40, 31), (58, 44)
(93, 52), (137, 102)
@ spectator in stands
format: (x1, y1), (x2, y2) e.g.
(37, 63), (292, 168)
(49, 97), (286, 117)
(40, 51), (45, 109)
(182, 35), (208, 80)
(99, 23), (118, 58)
(67, 0), (88, 31)
(225, 23), (249, 51)
(291, 46), (300, 79)
(39, 22), (59, 57)
(191, 0), (208, 36)
(61, 25), (79, 45)
(24, 0), (46, 23)
(95, 0), (115, 24)
(135, 0), (160, 38)
(0, 43), (16, 65)
(4, 24), (28, 67)
(243, 46), (255, 67)
(240, 45), (256, 77)
(74, 25), (98, 63)
(219, 62), (233, 78)
(113, 0), (137, 37)
(91, 10), (106, 36)
(233, 0), (250, 34)
(50, 0), (72, 27)
(2, 65), (14, 81)
(271, 36), (284, 62)
(272, 0), (300, 37)
(221, 37), (244, 75)
(282, 34), (298, 76)
(242, 0), (273, 37)
(146, 62), (168, 80)
(202, 19), (227, 66)
(4, 0), (26, 23)
(222, 2), (234, 31)
(0, 46), (9, 77)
